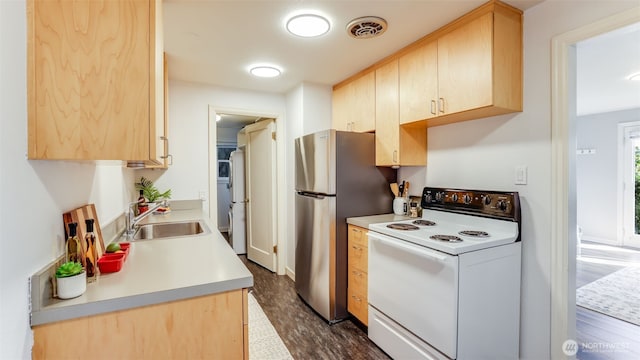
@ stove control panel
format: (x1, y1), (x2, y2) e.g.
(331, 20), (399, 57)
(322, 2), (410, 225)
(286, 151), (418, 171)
(421, 187), (520, 221)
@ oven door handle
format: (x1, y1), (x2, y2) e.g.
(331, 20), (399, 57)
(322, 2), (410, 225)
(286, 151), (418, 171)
(368, 231), (449, 262)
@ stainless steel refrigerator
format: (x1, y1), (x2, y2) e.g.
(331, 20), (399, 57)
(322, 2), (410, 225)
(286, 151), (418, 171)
(295, 130), (394, 323)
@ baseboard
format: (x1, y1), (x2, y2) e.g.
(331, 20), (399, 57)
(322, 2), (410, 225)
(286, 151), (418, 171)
(581, 235), (620, 246)
(285, 267), (295, 282)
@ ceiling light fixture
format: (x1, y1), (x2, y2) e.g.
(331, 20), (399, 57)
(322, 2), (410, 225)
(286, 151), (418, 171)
(249, 66), (282, 78)
(628, 72), (640, 81)
(286, 14), (330, 37)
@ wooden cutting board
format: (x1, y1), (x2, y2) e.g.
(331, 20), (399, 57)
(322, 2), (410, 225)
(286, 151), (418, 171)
(62, 204), (105, 269)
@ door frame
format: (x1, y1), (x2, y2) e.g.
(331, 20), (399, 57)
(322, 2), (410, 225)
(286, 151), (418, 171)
(620, 121), (640, 248)
(208, 105), (287, 275)
(550, 8), (640, 359)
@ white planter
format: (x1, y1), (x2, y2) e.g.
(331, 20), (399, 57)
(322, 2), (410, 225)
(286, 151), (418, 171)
(57, 271), (86, 299)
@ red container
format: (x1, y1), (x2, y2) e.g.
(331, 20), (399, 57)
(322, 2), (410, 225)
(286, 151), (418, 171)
(104, 242), (130, 261)
(97, 253), (125, 273)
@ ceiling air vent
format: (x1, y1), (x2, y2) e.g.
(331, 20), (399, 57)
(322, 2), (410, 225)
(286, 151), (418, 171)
(346, 16), (387, 39)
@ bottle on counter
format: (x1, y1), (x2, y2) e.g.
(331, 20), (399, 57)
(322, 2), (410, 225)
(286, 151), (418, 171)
(65, 222), (82, 264)
(84, 219), (99, 282)
(137, 189), (148, 215)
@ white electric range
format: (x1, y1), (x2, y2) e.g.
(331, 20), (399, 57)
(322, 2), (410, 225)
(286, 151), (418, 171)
(367, 187), (522, 360)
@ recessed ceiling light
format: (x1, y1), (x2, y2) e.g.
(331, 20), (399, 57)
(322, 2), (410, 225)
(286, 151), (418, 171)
(249, 66), (282, 78)
(286, 14), (330, 37)
(628, 72), (640, 81)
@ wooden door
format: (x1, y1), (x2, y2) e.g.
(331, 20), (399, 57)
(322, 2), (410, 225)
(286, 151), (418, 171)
(437, 12), (493, 116)
(375, 60), (400, 166)
(399, 40), (438, 124)
(245, 120), (277, 271)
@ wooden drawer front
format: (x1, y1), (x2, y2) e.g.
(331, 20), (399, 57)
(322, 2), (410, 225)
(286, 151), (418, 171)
(348, 225), (368, 270)
(348, 284), (368, 326)
(349, 268), (368, 297)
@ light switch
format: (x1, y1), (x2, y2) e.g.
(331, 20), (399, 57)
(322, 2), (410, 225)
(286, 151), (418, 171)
(515, 165), (527, 185)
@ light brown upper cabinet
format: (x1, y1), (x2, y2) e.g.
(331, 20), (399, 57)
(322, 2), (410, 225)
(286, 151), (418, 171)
(399, 41), (439, 124)
(332, 72), (375, 133)
(375, 60), (427, 167)
(27, 0), (166, 164)
(399, 2), (522, 126)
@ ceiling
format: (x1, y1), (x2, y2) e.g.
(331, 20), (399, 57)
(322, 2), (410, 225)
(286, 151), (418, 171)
(164, 0), (640, 119)
(576, 22), (640, 116)
(164, 0), (543, 95)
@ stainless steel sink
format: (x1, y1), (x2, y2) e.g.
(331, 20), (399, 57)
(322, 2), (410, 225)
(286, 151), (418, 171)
(133, 220), (210, 240)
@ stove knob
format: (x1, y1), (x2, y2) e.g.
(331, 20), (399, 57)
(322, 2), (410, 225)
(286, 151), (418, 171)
(451, 193), (459, 202)
(424, 193), (432, 203)
(483, 195), (492, 206)
(435, 192), (443, 202)
(496, 200), (508, 212)
(463, 194), (472, 204)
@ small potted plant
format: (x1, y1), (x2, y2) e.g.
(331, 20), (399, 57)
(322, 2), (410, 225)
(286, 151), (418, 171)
(135, 177), (172, 204)
(55, 261), (86, 299)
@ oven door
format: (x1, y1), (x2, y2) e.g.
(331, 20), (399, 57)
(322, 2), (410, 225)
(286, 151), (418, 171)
(368, 231), (459, 359)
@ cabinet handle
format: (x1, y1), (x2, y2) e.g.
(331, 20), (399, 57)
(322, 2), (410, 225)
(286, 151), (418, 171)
(352, 245), (362, 250)
(160, 136), (173, 165)
(430, 99), (437, 115)
(439, 98), (445, 114)
(393, 150), (398, 163)
(351, 295), (362, 302)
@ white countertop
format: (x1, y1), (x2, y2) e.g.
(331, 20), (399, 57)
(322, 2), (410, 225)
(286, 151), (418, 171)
(31, 209), (253, 326)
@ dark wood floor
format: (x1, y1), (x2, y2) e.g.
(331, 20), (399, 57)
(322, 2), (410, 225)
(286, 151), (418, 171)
(576, 242), (640, 360)
(240, 256), (390, 360)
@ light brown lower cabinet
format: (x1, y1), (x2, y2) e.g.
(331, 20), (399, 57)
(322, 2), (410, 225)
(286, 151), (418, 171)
(347, 225), (369, 325)
(32, 289), (249, 360)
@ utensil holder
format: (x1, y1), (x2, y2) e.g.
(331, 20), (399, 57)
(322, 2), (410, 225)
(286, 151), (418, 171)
(393, 197), (407, 215)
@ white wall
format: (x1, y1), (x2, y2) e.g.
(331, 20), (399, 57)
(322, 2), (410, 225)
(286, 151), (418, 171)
(138, 80), (286, 219)
(1, 1), (136, 357)
(576, 108), (640, 244)
(283, 82), (333, 277)
(421, 2), (640, 359)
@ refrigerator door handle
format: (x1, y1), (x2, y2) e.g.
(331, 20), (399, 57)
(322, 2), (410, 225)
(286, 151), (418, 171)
(297, 191), (326, 199)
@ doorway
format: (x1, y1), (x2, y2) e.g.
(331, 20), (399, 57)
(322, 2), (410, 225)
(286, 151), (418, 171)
(551, 8), (640, 359)
(208, 106), (284, 273)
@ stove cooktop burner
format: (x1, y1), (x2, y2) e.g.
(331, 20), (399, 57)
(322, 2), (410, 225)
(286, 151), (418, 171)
(459, 230), (490, 238)
(387, 223), (420, 230)
(413, 219), (436, 226)
(430, 234), (463, 243)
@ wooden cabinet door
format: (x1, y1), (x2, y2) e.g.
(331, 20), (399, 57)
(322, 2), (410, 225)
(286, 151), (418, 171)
(399, 41), (438, 124)
(28, 0), (164, 163)
(347, 225), (368, 325)
(375, 60), (400, 166)
(437, 12), (493, 116)
(331, 72), (375, 133)
(331, 85), (351, 131)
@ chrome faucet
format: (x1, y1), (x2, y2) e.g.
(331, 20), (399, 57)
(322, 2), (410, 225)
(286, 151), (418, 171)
(125, 200), (166, 236)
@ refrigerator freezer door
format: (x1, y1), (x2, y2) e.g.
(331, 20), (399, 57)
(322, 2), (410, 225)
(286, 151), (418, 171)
(295, 192), (344, 322)
(295, 130), (336, 195)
